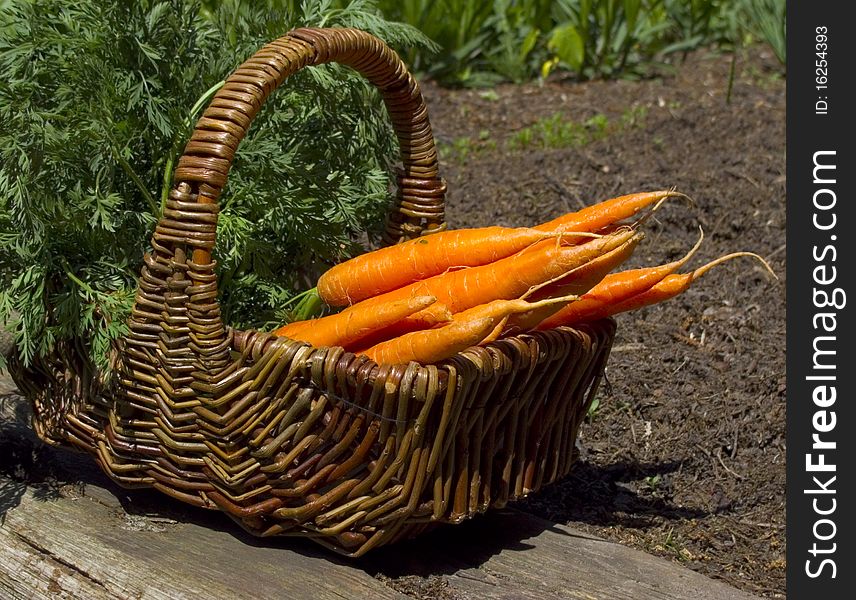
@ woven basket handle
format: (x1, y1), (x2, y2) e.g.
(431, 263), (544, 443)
(127, 28), (445, 373)
(178, 27), (444, 261)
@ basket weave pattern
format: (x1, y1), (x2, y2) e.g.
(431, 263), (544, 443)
(10, 27), (615, 556)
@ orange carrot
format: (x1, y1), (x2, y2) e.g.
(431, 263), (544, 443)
(526, 231), (646, 301)
(272, 295), (439, 348)
(535, 190), (688, 234)
(272, 314), (315, 338)
(595, 252), (776, 318)
(506, 231), (646, 333)
(359, 317), (497, 366)
(360, 296), (578, 365)
(447, 295), (579, 346)
(342, 302), (454, 352)
(344, 228), (638, 325)
(317, 226), (597, 306)
(540, 250), (774, 328)
(536, 229), (703, 329)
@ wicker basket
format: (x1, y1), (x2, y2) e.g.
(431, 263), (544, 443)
(9, 27), (616, 557)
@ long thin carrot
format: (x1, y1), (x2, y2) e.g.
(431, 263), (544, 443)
(596, 252), (776, 318)
(540, 251), (775, 328)
(272, 295), (439, 348)
(317, 226), (597, 307)
(535, 190), (689, 234)
(449, 294), (579, 345)
(527, 231), (646, 301)
(360, 296), (579, 365)
(506, 231), (646, 333)
(520, 191), (675, 306)
(359, 317), (497, 366)
(536, 229), (703, 329)
(340, 302), (454, 352)
(343, 228), (638, 327)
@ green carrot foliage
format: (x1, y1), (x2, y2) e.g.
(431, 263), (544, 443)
(0, 0), (433, 370)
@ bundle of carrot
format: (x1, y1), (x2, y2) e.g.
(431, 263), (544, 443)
(273, 190), (775, 366)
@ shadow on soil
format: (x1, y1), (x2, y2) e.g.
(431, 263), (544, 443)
(514, 459), (709, 530)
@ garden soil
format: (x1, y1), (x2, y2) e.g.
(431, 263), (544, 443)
(0, 47), (785, 599)
(418, 46), (786, 598)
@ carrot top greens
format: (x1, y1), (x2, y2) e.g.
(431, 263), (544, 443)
(0, 0), (434, 370)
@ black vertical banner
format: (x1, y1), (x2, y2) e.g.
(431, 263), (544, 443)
(786, 2), (855, 598)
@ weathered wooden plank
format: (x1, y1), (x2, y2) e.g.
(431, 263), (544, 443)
(364, 510), (762, 600)
(0, 482), (407, 600)
(0, 521), (114, 600)
(1, 387), (760, 600)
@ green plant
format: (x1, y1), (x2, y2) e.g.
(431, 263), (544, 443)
(479, 0), (543, 84)
(740, 0), (785, 64)
(0, 0), (432, 369)
(440, 108), (649, 164)
(372, 0), (494, 82)
(620, 105), (648, 127)
(370, 0), (783, 84)
(373, 0), (555, 86)
(661, 0), (730, 53)
(439, 133), (497, 165)
(508, 110), (645, 151)
(643, 474), (662, 489)
(507, 127), (534, 151)
(586, 396), (601, 420)
(380, 0), (784, 84)
(543, 0), (673, 80)
(509, 113), (585, 149)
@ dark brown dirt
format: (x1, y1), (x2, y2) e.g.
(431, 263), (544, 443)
(421, 46), (786, 598)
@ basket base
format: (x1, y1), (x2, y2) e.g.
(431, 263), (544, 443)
(10, 320), (615, 556)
